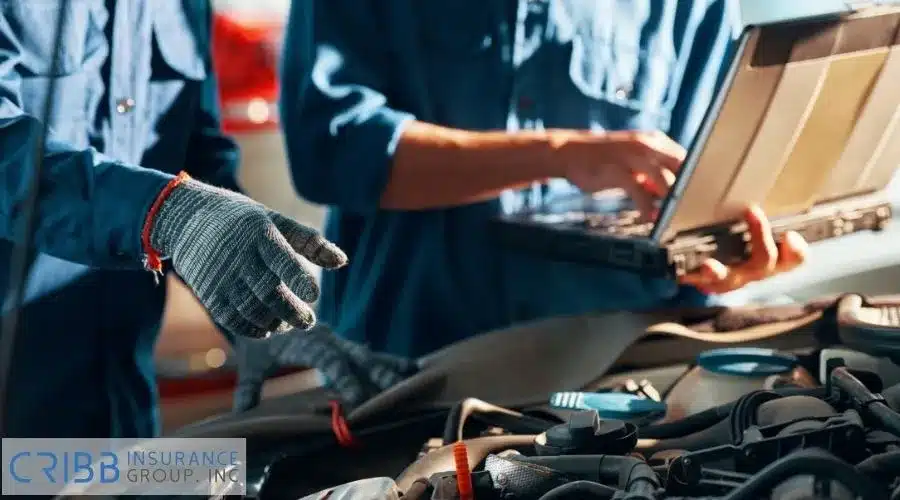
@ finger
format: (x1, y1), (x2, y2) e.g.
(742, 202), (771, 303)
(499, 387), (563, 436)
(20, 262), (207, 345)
(624, 185), (659, 223)
(214, 311), (269, 340)
(630, 161), (673, 199)
(226, 280), (282, 331)
(775, 231), (809, 273)
(744, 204), (778, 273)
(233, 380), (264, 412)
(633, 172), (666, 198)
(639, 131), (687, 172)
(248, 277), (317, 331)
(678, 259), (728, 291)
(258, 233), (320, 303)
(269, 211), (348, 269)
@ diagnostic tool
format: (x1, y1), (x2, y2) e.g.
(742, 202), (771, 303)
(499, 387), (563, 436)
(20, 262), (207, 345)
(494, 2), (900, 278)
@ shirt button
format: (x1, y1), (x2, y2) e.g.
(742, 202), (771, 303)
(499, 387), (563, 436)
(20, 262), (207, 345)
(116, 98), (136, 114)
(614, 86), (631, 101)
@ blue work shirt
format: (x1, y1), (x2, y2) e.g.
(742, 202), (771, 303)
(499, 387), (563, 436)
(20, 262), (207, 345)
(281, 0), (739, 358)
(0, 0), (237, 437)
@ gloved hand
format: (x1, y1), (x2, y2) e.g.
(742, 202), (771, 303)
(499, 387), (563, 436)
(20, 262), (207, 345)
(232, 324), (419, 412)
(149, 177), (347, 339)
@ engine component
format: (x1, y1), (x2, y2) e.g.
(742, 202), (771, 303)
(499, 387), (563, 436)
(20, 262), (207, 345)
(663, 347), (817, 422)
(533, 410), (638, 456)
(392, 365), (900, 500)
(549, 391), (667, 424)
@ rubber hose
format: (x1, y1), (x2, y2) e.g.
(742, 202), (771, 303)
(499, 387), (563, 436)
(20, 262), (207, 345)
(537, 480), (618, 500)
(639, 387), (826, 440)
(639, 403), (735, 440)
(641, 418), (734, 454)
(832, 368), (900, 436)
(884, 382), (900, 411)
(729, 391), (781, 444)
(514, 455), (644, 484)
(856, 451), (900, 481)
(620, 460), (661, 500)
(723, 449), (885, 500)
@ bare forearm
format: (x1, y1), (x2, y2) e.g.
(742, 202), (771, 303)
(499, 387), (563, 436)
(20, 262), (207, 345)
(380, 121), (562, 210)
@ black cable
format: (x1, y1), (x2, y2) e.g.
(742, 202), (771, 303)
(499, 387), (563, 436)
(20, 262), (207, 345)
(831, 367), (900, 436)
(537, 480), (618, 500)
(0, 0), (72, 438)
(856, 451), (900, 481)
(723, 448), (885, 500)
(639, 387), (826, 440)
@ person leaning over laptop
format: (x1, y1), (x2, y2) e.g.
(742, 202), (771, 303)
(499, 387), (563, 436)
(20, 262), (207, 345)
(280, 0), (810, 358)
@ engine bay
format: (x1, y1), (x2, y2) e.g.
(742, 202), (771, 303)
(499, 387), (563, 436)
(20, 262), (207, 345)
(274, 346), (900, 500)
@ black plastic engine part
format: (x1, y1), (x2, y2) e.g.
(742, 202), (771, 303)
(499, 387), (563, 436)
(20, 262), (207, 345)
(511, 455), (660, 500)
(668, 410), (868, 489)
(723, 448), (886, 500)
(884, 382), (900, 411)
(534, 410), (638, 456)
(828, 365), (900, 437)
(856, 451), (900, 482)
(638, 387), (828, 441)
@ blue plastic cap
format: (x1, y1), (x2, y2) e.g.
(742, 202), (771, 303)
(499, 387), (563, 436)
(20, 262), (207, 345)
(584, 393), (667, 419)
(697, 347), (798, 376)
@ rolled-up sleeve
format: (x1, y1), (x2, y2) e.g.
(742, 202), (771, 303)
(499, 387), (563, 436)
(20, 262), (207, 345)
(0, 16), (172, 268)
(278, 0), (414, 215)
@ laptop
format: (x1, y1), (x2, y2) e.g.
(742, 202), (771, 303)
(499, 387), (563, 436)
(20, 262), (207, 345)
(494, 1), (900, 278)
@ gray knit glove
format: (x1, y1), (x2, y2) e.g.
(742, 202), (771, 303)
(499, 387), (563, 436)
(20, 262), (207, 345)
(232, 324), (419, 412)
(150, 179), (347, 339)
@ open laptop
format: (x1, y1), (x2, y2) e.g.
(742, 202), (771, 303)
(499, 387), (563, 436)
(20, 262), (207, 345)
(494, 0), (900, 278)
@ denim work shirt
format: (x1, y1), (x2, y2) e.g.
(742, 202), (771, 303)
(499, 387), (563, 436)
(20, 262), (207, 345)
(281, 0), (739, 358)
(0, 0), (237, 437)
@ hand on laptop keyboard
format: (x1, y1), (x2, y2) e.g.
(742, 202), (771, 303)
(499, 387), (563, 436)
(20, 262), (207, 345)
(557, 129), (682, 221)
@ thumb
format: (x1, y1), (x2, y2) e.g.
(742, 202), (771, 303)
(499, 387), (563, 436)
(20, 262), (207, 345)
(267, 210), (348, 269)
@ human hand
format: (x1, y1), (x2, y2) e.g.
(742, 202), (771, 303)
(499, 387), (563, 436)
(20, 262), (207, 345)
(147, 176), (347, 339)
(232, 324), (418, 412)
(679, 205), (809, 294)
(553, 130), (685, 219)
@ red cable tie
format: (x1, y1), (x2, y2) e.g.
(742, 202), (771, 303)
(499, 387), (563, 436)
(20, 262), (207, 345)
(329, 400), (357, 448)
(453, 441), (474, 500)
(141, 171), (191, 273)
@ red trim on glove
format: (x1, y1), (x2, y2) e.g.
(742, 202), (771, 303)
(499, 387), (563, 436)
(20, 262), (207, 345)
(142, 171), (191, 272)
(330, 400), (358, 448)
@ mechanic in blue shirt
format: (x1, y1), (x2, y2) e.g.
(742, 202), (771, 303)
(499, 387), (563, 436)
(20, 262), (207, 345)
(280, 0), (809, 358)
(0, 0), (348, 437)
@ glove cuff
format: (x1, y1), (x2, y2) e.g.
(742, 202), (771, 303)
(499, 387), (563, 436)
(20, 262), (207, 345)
(141, 171), (192, 273)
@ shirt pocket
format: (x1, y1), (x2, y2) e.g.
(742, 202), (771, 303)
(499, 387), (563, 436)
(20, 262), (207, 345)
(151, 0), (207, 81)
(2, 1), (93, 76)
(564, 6), (676, 131)
(19, 74), (89, 148)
